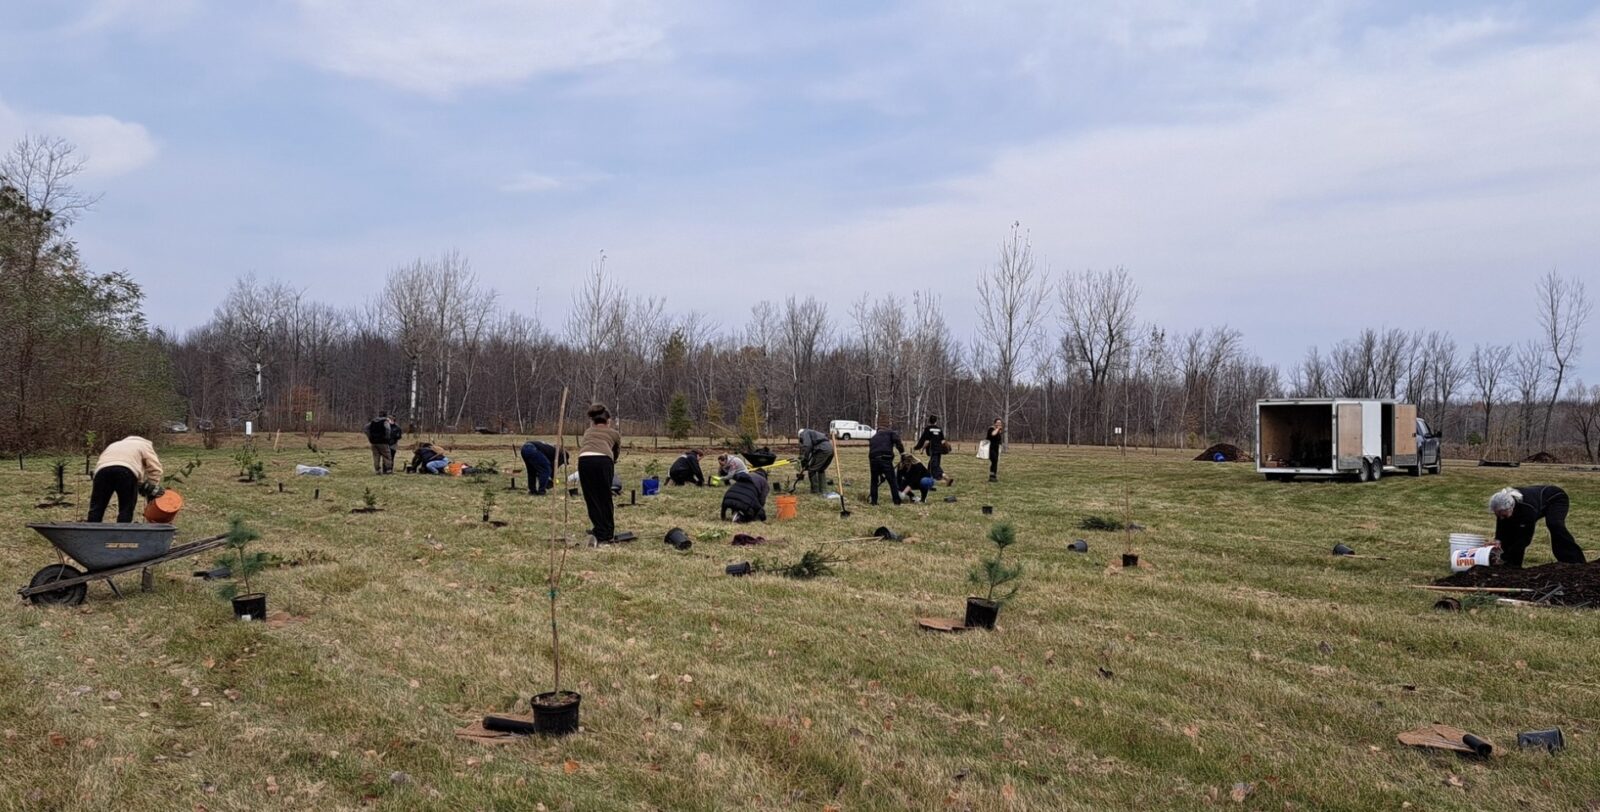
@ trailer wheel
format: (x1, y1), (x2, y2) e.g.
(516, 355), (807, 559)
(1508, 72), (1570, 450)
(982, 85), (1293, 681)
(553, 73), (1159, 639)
(27, 564), (88, 606)
(1354, 463), (1370, 483)
(1368, 459), (1382, 481)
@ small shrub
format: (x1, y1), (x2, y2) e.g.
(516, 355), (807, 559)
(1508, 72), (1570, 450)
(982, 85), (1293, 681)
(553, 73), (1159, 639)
(969, 522), (1022, 605)
(756, 548), (845, 579)
(218, 518), (267, 600)
(362, 487), (379, 510)
(1079, 515), (1124, 532)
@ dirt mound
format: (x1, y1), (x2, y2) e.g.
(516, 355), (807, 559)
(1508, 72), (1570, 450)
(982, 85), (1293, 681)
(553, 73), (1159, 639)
(1522, 451), (1561, 464)
(1434, 561), (1600, 607)
(1194, 443), (1250, 462)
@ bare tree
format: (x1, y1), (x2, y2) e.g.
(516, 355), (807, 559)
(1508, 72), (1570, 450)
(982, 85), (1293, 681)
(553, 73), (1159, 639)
(1511, 341), (1547, 453)
(214, 274), (298, 427)
(568, 253), (623, 405)
(1058, 266), (1140, 443)
(1569, 383), (1600, 464)
(379, 259), (438, 425)
(975, 222), (1050, 429)
(1536, 270), (1593, 450)
(1469, 343), (1513, 450)
(778, 295), (831, 432)
(1291, 346), (1329, 397)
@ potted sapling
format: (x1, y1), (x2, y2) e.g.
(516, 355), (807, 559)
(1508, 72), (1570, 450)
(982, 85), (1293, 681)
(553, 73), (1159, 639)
(642, 458), (662, 496)
(965, 522), (1021, 630)
(219, 518), (269, 621)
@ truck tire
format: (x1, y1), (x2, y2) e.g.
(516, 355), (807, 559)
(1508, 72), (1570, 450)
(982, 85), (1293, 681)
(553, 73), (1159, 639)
(840, 433), (851, 441)
(1430, 455), (1443, 475)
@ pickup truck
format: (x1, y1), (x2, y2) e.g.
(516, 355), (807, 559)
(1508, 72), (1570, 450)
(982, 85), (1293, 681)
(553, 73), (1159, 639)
(828, 420), (876, 441)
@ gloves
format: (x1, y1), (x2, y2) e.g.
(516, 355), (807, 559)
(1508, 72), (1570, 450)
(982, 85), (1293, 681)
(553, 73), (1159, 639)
(139, 481), (165, 499)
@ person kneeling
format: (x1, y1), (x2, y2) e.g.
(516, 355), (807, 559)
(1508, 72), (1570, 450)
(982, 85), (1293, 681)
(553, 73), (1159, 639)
(670, 449), (706, 486)
(720, 471), (770, 522)
(897, 455), (933, 503)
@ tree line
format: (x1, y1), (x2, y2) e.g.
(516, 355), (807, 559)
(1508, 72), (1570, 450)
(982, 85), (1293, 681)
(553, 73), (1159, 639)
(4, 138), (1595, 461)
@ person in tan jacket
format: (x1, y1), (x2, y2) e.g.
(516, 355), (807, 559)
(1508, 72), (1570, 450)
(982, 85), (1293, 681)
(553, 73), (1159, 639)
(88, 436), (164, 523)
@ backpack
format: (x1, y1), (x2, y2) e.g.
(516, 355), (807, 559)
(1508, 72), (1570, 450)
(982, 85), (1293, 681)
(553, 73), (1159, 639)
(365, 419), (388, 444)
(386, 422), (403, 444)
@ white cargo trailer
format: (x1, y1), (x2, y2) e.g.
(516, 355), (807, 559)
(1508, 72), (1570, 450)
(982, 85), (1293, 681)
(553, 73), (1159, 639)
(1255, 398), (1442, 482)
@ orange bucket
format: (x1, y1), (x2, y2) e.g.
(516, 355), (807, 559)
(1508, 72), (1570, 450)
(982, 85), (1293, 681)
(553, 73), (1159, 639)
(446, 461), (467, 477)
(775, 494), (798, 520)
(143, 489), (184, 523)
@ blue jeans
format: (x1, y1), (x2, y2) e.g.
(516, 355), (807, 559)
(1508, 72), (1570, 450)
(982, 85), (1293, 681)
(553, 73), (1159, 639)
(520, 442), (553, 494)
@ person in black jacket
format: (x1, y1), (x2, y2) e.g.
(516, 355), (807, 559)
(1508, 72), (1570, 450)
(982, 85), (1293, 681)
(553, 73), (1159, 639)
(985, 418), (1005, 482)
(519, 440), (566, 495)
(868, 424), (905, 505)
(669, 450), (706, 486)
(913, 415), (953, 486)
(408, 442), (444, 473)
(1489, 485), (1585, 566)
(897, 454), (933, 503)
(366, 411), (399, 474)
(721, 471), (769, 522)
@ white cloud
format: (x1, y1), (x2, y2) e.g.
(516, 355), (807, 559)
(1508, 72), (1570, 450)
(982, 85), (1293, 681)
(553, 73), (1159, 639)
(0, 98), (158, 179)
(286, 0), (668, 96)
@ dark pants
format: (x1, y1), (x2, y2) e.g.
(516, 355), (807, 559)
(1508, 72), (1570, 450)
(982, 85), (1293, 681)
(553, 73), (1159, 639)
(87, 466), (139, 523)
(928, 451), (944, 481)
(805, 451), (833, 494)
(1502, 492), (1585, 566)
(901, 477), (930, 502)
(870, 456), (900, 505)
(578, 455), (615, 541)
(988, 450), (1000, 478)
(521, 443), (553, 494)
(370, 443), (395, 473)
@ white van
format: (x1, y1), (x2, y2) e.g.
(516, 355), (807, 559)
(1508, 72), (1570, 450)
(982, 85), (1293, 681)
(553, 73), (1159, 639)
(828, 420), (876, 440)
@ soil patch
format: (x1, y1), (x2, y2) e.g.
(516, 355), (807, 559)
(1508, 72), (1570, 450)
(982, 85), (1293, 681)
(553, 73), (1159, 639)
(1433, 562), (1600, 607)
(1522, 451), (1560, 464)
(1194, 443), (1250, 462)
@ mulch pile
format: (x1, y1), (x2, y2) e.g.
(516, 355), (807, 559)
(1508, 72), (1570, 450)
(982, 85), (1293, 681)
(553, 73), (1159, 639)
(1522, 451), (1561, 464)
(1433, 562), (1600, 607)
(1194, 443), (1250, 462)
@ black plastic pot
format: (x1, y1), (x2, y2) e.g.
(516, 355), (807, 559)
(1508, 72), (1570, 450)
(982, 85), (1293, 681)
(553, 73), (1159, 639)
(664, 527), (692, 550)
(531, 690), (581, 736)
(1121, 553), (1139, 568)
(981, 505), (994, 515)
(482, 714), (537, 735)
(1332, 543), (1356, 556)
(964, 597), (999, 629)
(872, 526), (903, 541)
(232, 592), (267, 621)
(1068, 539), (1088, 553)
(1517, 728), (1565, 752)
(726, 562), (752, 576)
(1433, 597), (1462, 611)
(944, 495), (958, 503)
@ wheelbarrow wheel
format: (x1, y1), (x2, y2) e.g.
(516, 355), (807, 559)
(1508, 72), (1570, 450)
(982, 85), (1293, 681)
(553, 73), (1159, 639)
(28, 564), (88, 606)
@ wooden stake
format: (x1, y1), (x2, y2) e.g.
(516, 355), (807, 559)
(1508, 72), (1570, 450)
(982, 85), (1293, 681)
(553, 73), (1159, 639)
(829, 430), (849, 515)
(548, 387), (571, 696)
(1409, 585), (1534, 594)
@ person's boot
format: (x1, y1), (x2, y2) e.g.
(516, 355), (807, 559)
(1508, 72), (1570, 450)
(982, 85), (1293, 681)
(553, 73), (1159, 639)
(988, 474), (997, 482)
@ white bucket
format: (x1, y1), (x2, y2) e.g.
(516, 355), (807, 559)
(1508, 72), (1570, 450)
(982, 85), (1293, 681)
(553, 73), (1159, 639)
(1451, 545), (1497, 572)
(1449, 533), (1488, 572)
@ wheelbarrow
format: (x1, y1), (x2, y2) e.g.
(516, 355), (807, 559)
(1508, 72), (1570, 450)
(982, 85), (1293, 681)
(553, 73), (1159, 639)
(20, 523), (227, 606)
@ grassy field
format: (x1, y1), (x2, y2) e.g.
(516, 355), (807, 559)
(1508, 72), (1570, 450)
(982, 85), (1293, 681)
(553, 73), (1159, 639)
(2, 435), (1598, 811)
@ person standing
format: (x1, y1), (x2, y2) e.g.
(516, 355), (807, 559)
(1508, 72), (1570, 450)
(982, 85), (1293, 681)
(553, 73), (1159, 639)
(385, 416), (403, 471)
(520, 439), (565, 495)
(1489, 485), (1585, 566)
(914, 415), (953, 486)
(669, 449), (706, 486)
(797, 428), (834, 494)
(985, 418), (1005, 482)
(366, 411), (398, 474)
(577, 404), (622, 543)
(868, 423), (905, 505)
(87, 435), (164, 523)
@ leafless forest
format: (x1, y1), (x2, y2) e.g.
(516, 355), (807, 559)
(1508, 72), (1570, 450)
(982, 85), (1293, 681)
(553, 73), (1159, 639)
(5, 139), (1598, 460)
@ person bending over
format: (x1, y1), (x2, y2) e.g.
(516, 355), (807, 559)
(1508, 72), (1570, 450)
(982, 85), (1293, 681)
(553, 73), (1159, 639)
(720, 471), (770, 522)
(669, 449), (706, 486)
(88, 436), (164, 523)
(1489, 485), (1585, 566)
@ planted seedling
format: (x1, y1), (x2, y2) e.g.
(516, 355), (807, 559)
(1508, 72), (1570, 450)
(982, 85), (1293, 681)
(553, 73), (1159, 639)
(481, 486), (506, 526)
(37, 459), (73, 508)
(219, 518), (270, 620)
(528, 388), (582, 734)
(352, 487), (382, 514)
(82, 431), (97, 476)
(164, 456), (202, 486)
(965, 522), (1021, 629)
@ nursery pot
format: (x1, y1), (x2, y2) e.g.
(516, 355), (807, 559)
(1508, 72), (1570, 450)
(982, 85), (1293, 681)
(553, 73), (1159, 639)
(774, 494), (798, 520)
(143, 489), (184, 523)
(1067, 539), (1088, 553)
(981, 505), (993, 515)
(1517, 728), (1565, 752)
(964, 597), (999, 630)
(232, 592), (267, 621)
(531, 690), (582, 736)
(726, 562), (752, 576)
(1121, 553), (1139, 568)
(1331, 543), (1356, 556)
(642, 478), (660, 496)
(664, 527), (691, 550)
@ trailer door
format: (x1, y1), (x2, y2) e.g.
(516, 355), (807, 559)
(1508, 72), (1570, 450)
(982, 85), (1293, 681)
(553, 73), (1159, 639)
(1362, 402), (1383, 458)
(1336, 403), (1363, 469)
(1392, 403), (1417, 466)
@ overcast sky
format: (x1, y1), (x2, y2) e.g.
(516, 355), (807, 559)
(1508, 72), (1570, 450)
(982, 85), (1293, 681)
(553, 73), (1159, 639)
(2, 1), (1596, 379)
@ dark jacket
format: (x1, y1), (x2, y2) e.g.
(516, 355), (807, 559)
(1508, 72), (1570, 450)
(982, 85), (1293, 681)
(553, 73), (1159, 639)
(868, 429), (904, 461)
(899, 461), (930, 485)
(366, 418), (390, 444)
(915, 426), (947, 454)
(530, 440), (567, 467)
(721, 472), (769, 520)
(1495, 485), (1566, 549)
(409, 444), (443, 472)
(670, 453), (705, 485)
(986, 427), (1004, 458)
(386, 421), (403, 445)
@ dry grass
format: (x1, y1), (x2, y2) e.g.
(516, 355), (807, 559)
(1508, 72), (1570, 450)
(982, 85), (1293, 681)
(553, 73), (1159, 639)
(2, 438), (1598, 811)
